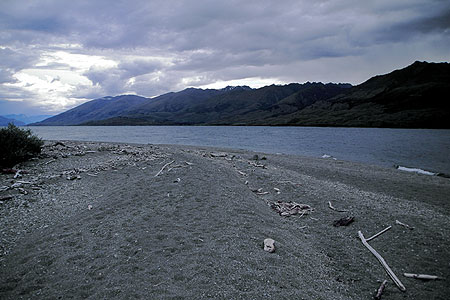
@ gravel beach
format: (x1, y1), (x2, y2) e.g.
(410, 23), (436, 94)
(1, 141), (449, 299)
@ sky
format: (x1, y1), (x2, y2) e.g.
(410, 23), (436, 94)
(0, 0), (449, 115)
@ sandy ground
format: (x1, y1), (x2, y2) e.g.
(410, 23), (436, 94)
(1, 141), (449, 299)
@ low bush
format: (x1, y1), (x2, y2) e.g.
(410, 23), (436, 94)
(0, 124), (44, 168)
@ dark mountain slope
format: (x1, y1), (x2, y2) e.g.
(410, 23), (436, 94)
(201, 83), (352, 125)
(275, 61), (450, 128)
(34, 95), (148, 125)
(81, 84), (307, 125)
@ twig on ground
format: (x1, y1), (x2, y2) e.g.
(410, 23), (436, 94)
(210, 152), (227, 158)
(403, 273), (442, 280)
(395, 220), (414, 230)
(13, 170), (22, 179)
(253, 188), (269, 195)
(374, 280), (388, 300)
(154, 160), (175, 177)
(358, 231), (406, 292)
(249, 162), (266, 168)
(277, 180), (301, 186)
(328, 201), (348, 212)
(167, 165), (183, 172)
(366, 226), (392, 242)
(45, 159), (57, 165)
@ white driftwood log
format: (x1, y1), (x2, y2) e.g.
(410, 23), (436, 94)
(358, 231), (406, 292)
(366, 226), (392, 242)
(395, 220), (414, 230)
(403, 273), (441, 280)
(154, 160), (175, 177)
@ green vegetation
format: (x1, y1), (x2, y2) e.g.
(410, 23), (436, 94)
(0, 124), (43, 168)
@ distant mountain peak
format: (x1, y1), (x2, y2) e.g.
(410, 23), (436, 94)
(221, 85), (252, 91)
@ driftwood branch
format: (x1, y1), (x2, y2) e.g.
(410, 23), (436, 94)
(154, 160), (175, 177)
(395, 220), (414, 230)
(375, 280), (388, 300)
(403, 273), (442, 280)
(13, 170), (22, 179)
(237, 170), (247, 176)
(358, 231), (406, 292)
(366, 226), (392, 242)
(328, 201), (348, 212)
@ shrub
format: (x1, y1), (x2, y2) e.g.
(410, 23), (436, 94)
(0, 123), (44, 168)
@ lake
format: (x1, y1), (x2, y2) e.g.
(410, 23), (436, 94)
(26, 126), (450, 174)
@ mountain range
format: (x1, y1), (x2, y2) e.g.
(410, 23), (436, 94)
(0, 114), (53, 126)
(33, 61), (450, 128)
(0, 116), (25, 126)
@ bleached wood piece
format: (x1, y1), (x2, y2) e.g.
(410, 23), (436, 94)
(395, 220), (414, 230)
(44, 159), (56, 165)
(154, 160), (175, 177)
(366, 226), (392, 242)
(375, 280), (388, 300)
(358, 231), (406, 292)
(14, 170), (22, 179)
(328, 201), (348, 212)
(403, 273), (441, 280)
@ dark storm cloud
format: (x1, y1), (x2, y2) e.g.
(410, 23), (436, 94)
(0, 47), (39, 83)
(0, 0), (449, 113)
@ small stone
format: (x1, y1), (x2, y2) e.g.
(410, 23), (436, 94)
(264, 238), (275, 253)
(333, 216), (355, 227)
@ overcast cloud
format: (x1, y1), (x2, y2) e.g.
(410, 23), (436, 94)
(0, 0), (449, 114)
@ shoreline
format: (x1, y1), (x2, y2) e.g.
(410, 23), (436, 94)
(1, 141), (449, 299)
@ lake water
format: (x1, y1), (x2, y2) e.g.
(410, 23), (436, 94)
(26, 126), (450, 174)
